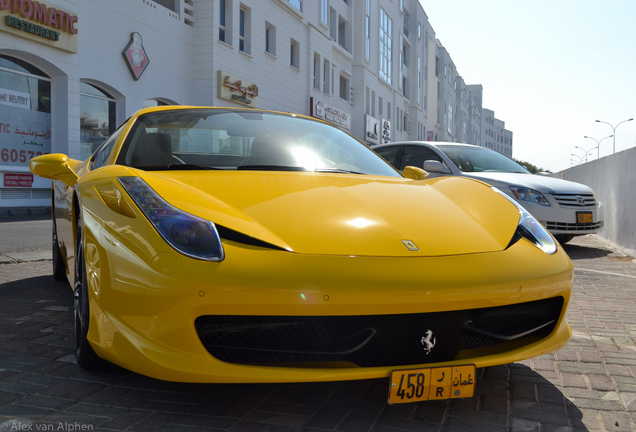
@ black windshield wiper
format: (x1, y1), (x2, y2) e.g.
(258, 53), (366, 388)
(313, 168), (365, 175)
(236, 165), (309, 171)
(134, 164), (219, 171)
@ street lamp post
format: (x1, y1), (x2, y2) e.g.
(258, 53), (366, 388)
(595, 118), (634, 153)
(575, 145), (598, 162)
(571, 153), (583, 164)
(583, 135), (613, 159)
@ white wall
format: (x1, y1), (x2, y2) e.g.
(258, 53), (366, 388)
(559, 147), (636, 257)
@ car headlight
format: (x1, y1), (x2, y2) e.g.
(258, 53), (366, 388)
(509, 186), (550, 206)
(493, 187), (557, 255)
(119, 177), (225, 261)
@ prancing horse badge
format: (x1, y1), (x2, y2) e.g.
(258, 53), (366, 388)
(402, 240), (419, 251)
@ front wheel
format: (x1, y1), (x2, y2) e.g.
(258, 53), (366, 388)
(554, 235), (574, 245)
(74, 216), (103, 370)
(52, 219), (66, 282)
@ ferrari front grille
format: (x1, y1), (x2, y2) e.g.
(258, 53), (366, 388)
(195, 297), (564, 368)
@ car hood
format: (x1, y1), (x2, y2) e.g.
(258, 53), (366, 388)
(463, 172), (595, 195)
(136, 171), (520, 257)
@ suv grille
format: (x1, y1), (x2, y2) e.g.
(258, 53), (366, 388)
(546, 220), (603, 232)
(551, 193), (596, 208)
(195, 297), (564, 368)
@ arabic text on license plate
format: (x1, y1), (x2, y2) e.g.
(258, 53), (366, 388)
(577, 212), (593, 224)
(388, 365), (475, 404)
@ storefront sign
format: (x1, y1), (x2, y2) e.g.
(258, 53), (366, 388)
(0, 105), (51, 168)
(122, 32), (150, 81)
(0, 89), (30, 110)
(218, 71), (259, 107)
(0, 0), (78, 53)
(310, 97), (351, 130)
(365, 115), (379, 145)
(3, 173), (33, 187)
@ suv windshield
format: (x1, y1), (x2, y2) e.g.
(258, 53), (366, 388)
(118, 108), (400, 177)
(437, 145), (529, 174)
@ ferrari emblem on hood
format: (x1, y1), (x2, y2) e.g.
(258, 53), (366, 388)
(402, 240), (419, 251)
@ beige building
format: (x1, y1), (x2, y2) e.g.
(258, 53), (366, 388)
(0, 0), (511, 213)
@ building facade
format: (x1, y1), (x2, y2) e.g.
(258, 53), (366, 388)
(0, 0), (512, 212)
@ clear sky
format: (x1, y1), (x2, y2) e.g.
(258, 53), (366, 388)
(418, 0), (636, 172)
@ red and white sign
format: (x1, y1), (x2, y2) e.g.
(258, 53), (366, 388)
(123, 32), (150, 81)
(4, 173), (33, 187)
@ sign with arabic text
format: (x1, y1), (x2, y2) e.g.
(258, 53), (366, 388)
(310, 97), (351, 130)
(0, 105), (51, 168)
(218, 71), (259, 107)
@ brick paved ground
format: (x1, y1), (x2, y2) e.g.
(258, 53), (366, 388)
(0, 235), (634, 431)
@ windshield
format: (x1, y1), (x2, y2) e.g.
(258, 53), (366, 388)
(437, 145), (529, 174)
(117, 108), (400, 177)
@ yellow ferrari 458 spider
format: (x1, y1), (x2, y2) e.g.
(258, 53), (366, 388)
(30, 106), (572, 404)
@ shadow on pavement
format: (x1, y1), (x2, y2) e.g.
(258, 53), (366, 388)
(562, 241), (612, 261)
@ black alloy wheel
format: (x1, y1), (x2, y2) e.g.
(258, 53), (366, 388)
(73, 214), (103, 370)
(52, 215), (66, 281)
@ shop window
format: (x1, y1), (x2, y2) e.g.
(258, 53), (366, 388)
(0, 55), (51, 168)
(80, 82), (116, 160)
(0, 55), (51, 113)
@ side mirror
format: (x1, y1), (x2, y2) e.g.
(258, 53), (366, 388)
(30, 153), (79, 187)
(423, 160), (451, 174)
(403, 165), (429, 180)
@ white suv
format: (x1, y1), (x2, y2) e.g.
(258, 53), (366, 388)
(374, 141), (604, 244)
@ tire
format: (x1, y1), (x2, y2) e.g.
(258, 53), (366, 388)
(52, 219), (67, 282)
(554, 235), (574, 245)
(74, 215), (103, 370)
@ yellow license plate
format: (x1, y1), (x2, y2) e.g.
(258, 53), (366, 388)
(388, 365), (475, 404)
(577, 212), (593, 224)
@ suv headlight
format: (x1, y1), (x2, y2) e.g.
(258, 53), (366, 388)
(494, 187), (557, 255)
(509, 186), (550, 206)
(119, 177), (225, 261)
